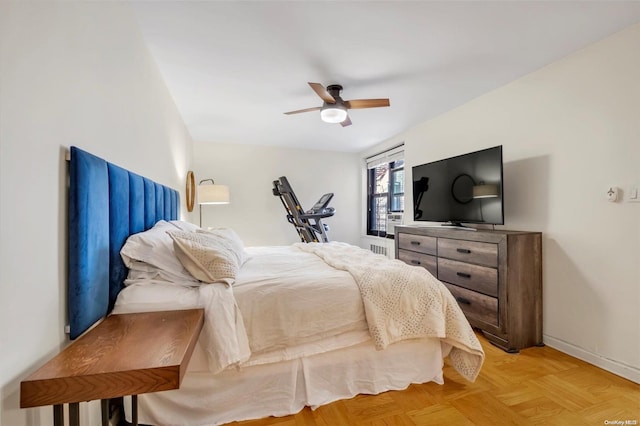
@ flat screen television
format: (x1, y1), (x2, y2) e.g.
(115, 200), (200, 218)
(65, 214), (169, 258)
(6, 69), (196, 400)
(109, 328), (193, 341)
(412, 145), (504, 227)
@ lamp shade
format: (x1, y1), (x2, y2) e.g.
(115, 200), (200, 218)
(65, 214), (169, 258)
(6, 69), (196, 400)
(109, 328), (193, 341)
(472, 184), (499, 199)
(197, 184), (230, 204)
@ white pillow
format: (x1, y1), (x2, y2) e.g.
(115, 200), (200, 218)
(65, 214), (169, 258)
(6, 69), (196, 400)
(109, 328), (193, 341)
(197, 228), (249, 266)
(167, 230), (239, 285)
(120, 221), (198, 284)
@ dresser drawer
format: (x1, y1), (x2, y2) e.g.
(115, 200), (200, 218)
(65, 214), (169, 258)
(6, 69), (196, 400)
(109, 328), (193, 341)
(397, 233), (437, 256)
(438, 258), (498, 297)
(398, 249), (437, 276)
(444, 283), (498, 327)
(437, 238), (498, 267)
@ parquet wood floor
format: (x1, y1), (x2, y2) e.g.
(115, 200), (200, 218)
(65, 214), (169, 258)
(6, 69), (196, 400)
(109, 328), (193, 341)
(230, 332), (639, 426)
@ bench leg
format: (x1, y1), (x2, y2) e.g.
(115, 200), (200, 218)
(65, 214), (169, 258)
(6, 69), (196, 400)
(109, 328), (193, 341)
(53, 405), (63, 426)
(68, 403), (79, 426)
(101, 399), (109, 426)
(132, 394), (138, 426)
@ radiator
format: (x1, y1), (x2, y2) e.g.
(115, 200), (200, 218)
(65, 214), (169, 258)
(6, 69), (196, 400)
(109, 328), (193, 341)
(369, 243), (388, 257)
(361, 236), (395, 259)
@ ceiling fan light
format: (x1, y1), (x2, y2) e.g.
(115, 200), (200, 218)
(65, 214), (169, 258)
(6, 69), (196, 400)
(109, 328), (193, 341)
(320, 105), (348, 123)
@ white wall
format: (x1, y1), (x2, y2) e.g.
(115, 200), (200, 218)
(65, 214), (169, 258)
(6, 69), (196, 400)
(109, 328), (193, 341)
(371, 24), (640, 382)
(0, 2), (193, 425)
(192, 142), (361, 246)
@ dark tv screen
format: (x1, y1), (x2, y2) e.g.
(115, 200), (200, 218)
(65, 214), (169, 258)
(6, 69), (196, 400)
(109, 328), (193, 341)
(412, 146), (504, 225)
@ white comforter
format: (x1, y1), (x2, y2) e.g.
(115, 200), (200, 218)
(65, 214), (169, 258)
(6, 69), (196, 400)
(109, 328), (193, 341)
(232, 246), (368, 356)
(199, 246), (371, 372)
(114, 243), (483, 381)
(113, 245), (370, 373)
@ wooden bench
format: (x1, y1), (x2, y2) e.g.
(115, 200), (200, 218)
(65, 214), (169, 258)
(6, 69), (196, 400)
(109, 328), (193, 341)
(20, 309), (204, 426)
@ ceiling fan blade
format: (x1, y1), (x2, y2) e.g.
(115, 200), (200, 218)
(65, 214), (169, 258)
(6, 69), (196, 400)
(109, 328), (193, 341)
(283, 106), (322, 115)
(340, 115), (352, 127)
(308, 82), (336, 104)
(344, 99), (390, 109)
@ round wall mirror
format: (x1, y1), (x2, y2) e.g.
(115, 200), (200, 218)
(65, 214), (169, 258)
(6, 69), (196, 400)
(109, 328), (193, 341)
(451, 173), (475, 204)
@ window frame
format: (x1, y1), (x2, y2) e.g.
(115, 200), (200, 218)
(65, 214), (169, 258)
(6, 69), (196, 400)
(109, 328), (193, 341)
(366, 159), (404, 237)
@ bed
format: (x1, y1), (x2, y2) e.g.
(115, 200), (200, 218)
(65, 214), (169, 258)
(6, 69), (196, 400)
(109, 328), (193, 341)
(68, 146), (484, 426)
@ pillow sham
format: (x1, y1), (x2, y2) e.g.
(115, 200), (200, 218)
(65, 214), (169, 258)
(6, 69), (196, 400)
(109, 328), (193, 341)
(197, 227), (249, 266)
(167, 230), (239, 285)
(120, 220), (198, 284)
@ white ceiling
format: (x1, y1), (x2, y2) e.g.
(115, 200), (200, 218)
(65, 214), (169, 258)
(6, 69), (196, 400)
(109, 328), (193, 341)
(131, 1), (640, 153)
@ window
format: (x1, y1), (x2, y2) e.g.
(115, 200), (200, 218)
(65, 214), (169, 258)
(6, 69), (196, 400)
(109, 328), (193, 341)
(366, 146), (404, 237)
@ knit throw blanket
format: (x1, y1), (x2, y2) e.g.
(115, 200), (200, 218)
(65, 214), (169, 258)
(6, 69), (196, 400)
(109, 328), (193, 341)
(295, 242), (485, 382)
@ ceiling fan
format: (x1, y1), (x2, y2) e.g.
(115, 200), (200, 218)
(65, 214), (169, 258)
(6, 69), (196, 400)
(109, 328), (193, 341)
(284, 82), (390, 127)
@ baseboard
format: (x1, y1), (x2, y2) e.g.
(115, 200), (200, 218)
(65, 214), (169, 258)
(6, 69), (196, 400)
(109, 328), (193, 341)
(543, 334), (640, 384)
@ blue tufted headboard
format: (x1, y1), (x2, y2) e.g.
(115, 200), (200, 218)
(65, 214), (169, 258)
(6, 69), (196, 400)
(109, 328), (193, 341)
(68, 146), (179, 339)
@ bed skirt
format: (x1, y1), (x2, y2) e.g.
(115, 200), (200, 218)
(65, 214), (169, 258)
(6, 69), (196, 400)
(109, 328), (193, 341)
(126, 337), (447, 426)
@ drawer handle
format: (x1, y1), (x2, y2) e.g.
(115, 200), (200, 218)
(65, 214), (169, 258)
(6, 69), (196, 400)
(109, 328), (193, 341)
(456, 248), (471, 254)
(456, 296), (471, 305)
(456, 272), (472, 279)
(410, 260), (421, 265)
(410, 241), (421, 246)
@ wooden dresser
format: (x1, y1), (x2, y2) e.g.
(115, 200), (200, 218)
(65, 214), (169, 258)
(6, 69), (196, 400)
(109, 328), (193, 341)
(395, 225), (542, 352)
